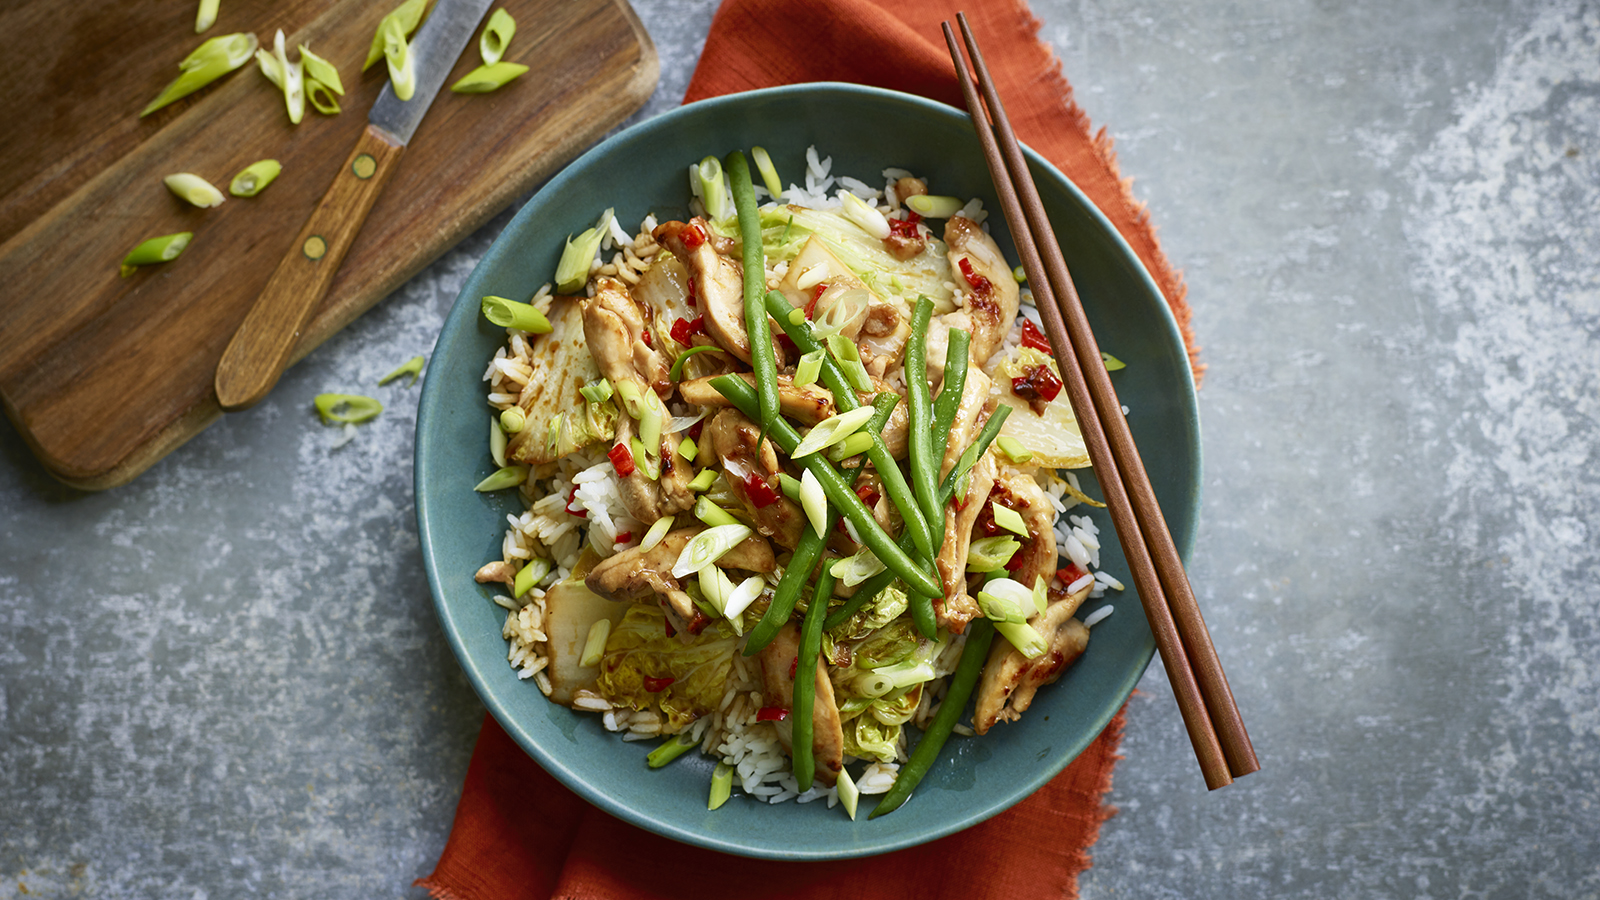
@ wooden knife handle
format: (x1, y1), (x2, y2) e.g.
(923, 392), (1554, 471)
(215, 124), (405, 412)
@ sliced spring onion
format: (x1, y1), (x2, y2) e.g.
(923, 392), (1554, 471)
(668, 344), (724, 381)
(499, 407), (526, 433)
(778, 472), (802, 503)
(298, 44), (342, 94)
(228, 159), (281, 197)
(578, 619), (610, 667)
(544, 413), (562, 457)
(554, 225), (604, 294)
(479, 8), (515, 64)
(870, 659), (935, 689)
(633, 516), (672, 554)
(195, 0), (219, 33)
(967, 536), (1021, 572)
(825, 432), (873, 461)
(120, 232), (193, 274)
(267, 30), (304, 123)
(839, 191), (889, 239)
(481, 296), (552, 333)
(694, 496), (741, 529)
(313, 393), (381, 424)
(709, 762), (734, 810)
(723, 575), (765, 620)
(1032, 575), (1050, 616)
(830, 546), (885, 587)
(489, 414), (507, 467)
(450, 61), (528, 93)
(578, 378), (613, 403)
(671, 524), (753, 579)
(687, 469), (717, 492)
(825, 334), (872, 392)
(647, 732), (697, 769)
(512, 558), (550, 598)
(799, 468), (827, 538)
(790, 405), (875, 459)
(1102, 351), (1127, 371)
(382, 16), (415, 100)
(629, 437), (659, 480)
(992, 503), (1029, 538)
(142, 32), (258, 117)
(699, 565), (736, 614)
(697, 156), (728, 221)
(996, 434), (1032, 464)
(788, 307), (805, 325)
(836, 766), (860, 820)
(995, 620), (1048, 659)
(474, 464), (528, 492)
(639, 405), (663, 454)
(379, 355), (425, 387)
(365, 0), (427, 70)
(793, 350), (824, 387)
(977, 577), (1035, 624)
(905, 194), (965, 219)
(750, 146), (784, 198)
(677, 437), (697, 461)
(254, 46), (282, 87)
(305, 78), (340, 115)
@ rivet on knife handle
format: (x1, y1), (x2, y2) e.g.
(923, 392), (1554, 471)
(214, 124), (404, 412)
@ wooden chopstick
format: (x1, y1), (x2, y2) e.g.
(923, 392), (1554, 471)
(945, 14), (1259, 787)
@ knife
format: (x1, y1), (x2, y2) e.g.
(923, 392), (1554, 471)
(215, 0), (495, 412)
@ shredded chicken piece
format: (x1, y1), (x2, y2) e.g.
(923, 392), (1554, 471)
(972, 580), (1093, 734)
(925, 216), (1022, 384)
(654, 218), (778, 365)
(586, 527), (775, 633)
(706, 409), (806, 549)
(679, 373), (836, 425)
(989, 464), (1059, 589)
(757, 622), (845, 785)
(931, 367), (994, 633)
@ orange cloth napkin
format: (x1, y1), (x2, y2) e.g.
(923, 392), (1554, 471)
(419, 1), (1197, 897)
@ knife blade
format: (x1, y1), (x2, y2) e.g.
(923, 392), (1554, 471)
(215, 0), (496, 413)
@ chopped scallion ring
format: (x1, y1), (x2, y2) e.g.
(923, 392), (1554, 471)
(697, 156), (728, 221)
(298, 44), (343, 94)
(512, 558), (550, 597)
(976, 578), (1034, 624)
(647, 732), (697, 769)
(836, 766), (859, 820)
(639, 514), (674, 552)
(450, 62), (528, 94)
(825, 432), (873, 461)
(479, 8), (516, 65)
(830, 547), (886, 587)
(305, 78), (341, 115)
(778, 472), (802, 503)
(668, 344), (724, 382)
(687, 468), (718, 492)
(996, 435), (1032, 464)
(788, 307), (805, 326)
(229, 159), (281, 197)
(905, 194), (965, 219)
(268, 29), (304, 123)
(996, 620), (1048, 658)
(379, 355), (425, 387)
(120, 232), (193, 274)
(473, 465), (527, 492)
(499, 407), (525, 433)
(966, 536), (1021, 572)
(799, 468), (827, 537)
(694, 497), (741, 529)
(825, 334), (873, 392)
(554, 223), (604, 294)
(839, 191), (890, 239)
(365, 0), (427, 70)
(709, 762), (734, 810)
(793, 349), (824, 387)
(1012, 265), (1027, 283)
(142, 32), (258, 117)
(790, 405), (875, 459)
(992, 503), (1029, 538)
(629, 437), (660, 480)
(639, 404), (663, 453)
(578, 379), (613, 403)
(481, 296), (552, 333)
(382, 17), (415, 100)
(699, 564), (735, 614)
(750, 146), (784, 198)
(1101, 352), (1127, 371)
(489, 415), (507, 467)
(578, 619), (611, 668)
(195, 0), (219, 33)
(723, 575), (765, 620)
(671, 524), (753, 579)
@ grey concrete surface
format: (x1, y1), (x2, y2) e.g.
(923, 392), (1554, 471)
(4, 0), (1597, 896)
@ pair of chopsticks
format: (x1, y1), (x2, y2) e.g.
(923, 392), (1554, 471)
(945, 14), (1258, 789)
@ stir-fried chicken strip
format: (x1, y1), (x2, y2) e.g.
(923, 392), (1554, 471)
(924, 216), (1022, 384)
(586, 527), (775, 629)
(679, 373), (836, 425)
(706, 409), (806, 549)
(989, 464), (1059, 589)
(972, 580), (1093, 734)
(580, 277), (691, 522)
(757, 622), (845, 786)
(929, 367), (995, 633)
(655, 218), (780, 366)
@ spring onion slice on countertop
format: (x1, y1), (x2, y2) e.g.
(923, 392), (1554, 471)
(121, 232), (193, 275)
(142, 32), (258, 116)
(229, 159), (281, 197)
(479, 8), (516, 65)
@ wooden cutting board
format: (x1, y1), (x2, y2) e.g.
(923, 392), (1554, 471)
(0, 0), (657, 490)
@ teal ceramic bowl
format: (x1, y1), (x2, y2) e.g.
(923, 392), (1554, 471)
(416, 83), (1199, 860)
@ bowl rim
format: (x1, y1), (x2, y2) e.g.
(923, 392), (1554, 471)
(416, 81), (1199, 859)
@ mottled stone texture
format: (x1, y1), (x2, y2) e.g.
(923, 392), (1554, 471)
(3, 1), (1597, 897)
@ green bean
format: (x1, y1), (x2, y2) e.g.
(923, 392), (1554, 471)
(932, 328), (970, 447)
(939, 404), (1013, 506)
(791, 560), (834, 792)
(711, 375), (941, 598)
(761, 291), (934, 559)
(904, 297), (942, 549)
(725, 151), (780, 432)
(821, 526), (936, 639)
(745, 529), (825, 656)
(869, 619), (995, 819)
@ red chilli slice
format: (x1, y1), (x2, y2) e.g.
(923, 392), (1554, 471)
(744, 472), (782, 509)
(671, 316), (706, 347)
(643, 675), (675, 693)
(1020, 319), (1053, 355)
(615, 531), (633, 545)
(680, 222), (706, 249)
(756, 706), (790, 722)
(958, 256), (994, 299)
(608, 443), (635, 478)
